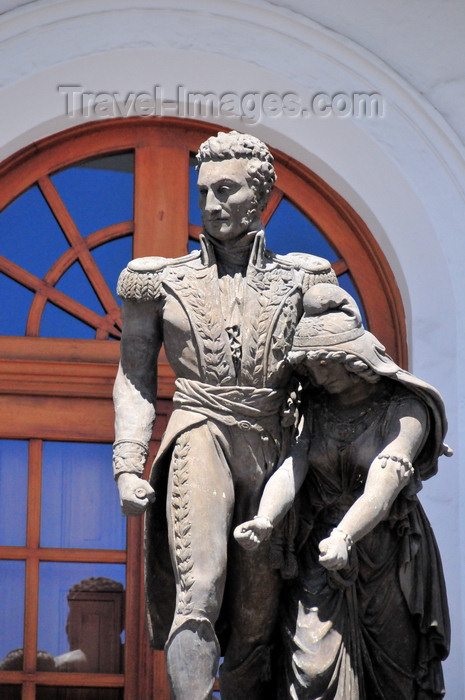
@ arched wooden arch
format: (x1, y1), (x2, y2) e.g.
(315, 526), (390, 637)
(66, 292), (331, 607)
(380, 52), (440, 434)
(0, 117), (406, 363)
(0, 117), (406, 700)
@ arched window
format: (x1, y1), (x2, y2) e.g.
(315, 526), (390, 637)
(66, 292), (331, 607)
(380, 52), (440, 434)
(0, 118), (406, 699)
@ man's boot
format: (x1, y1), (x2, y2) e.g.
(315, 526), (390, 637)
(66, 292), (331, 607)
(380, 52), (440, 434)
(165, 618), (220, 700)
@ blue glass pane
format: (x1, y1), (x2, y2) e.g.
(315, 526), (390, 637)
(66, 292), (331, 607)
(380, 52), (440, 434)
(188, 238), (201, 254)
(55, 260), (104, 316)
(0, 274), (34, 336)
(40, 302), (96, 339)
(189, 161), (202, 227)
(38, 562), (125, 663)
(265, 198), (337, 262)
(338, 273), (367, 327)
(92, 235), (133, 300)
(51, 153), (134, 237)
(0, 441), (28, 546)
(41, 442), (126, 550)
(0, 561), (25, 661)
(0, 185), (69, 278)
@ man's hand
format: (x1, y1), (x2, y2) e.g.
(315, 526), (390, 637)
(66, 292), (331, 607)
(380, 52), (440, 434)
(234, 516), (273, 551)
(117, 473), (155, 516)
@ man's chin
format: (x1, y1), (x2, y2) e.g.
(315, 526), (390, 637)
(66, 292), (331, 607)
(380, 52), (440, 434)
(203, 220), (227, 234)
(205, 227), (244, 242)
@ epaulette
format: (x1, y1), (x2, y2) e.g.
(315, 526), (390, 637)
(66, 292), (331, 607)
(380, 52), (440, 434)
(117, 251), (200, 301)
(273, 251), (338, 290)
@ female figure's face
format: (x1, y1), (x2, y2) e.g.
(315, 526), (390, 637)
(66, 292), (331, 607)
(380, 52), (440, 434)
(305, 358), (359, 394)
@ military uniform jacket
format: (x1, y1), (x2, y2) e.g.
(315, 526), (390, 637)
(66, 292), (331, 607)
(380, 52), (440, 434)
(116, 230), (337, 648)
(117, 231), (337, 391)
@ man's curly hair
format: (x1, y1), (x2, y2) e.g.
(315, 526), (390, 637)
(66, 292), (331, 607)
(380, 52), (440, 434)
(196, 131), (276, 212)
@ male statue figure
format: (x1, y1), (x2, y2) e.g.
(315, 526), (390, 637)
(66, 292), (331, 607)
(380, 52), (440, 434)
(112, 131), (337, 700)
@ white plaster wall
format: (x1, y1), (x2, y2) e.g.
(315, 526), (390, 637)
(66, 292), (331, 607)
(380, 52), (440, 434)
(266, 0), (465, 148)
(0, 1), (464, 695)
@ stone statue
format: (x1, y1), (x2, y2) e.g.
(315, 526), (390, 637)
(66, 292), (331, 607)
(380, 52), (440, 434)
(112, 131), (337, 699)
(236, 283), (451, 699)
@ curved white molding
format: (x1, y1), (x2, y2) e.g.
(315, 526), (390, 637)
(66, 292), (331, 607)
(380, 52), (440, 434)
(0, 1), (464, 216)
(1, 0), (464, 164)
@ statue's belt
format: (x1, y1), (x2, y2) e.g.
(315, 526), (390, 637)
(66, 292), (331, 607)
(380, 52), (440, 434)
(172, 377), (285, 439)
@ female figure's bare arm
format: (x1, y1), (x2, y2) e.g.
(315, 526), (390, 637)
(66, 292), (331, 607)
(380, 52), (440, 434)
(319, 397), (427, 570)
(234, 432), (310, 549)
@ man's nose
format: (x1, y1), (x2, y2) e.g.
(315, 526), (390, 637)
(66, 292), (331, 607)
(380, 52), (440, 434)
(205, 190), (221, 213)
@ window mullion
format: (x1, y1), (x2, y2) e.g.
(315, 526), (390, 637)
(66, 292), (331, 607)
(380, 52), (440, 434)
(23, 555), (39, 676)
(37, 176), (122, 325)
(26, 439), (42, 549)
(23, 439), (42, 677)
(332, 259), (349, 276)
(0, 254), (116, 337)
(22, 680), (35, 700)
(134, 142), (189, 259)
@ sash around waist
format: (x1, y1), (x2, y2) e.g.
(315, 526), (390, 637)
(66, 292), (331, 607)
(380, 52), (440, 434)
(173, 377), (285, 435)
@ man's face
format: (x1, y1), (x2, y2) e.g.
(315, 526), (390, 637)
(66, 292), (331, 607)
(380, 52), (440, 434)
(197, 158), (259, 243)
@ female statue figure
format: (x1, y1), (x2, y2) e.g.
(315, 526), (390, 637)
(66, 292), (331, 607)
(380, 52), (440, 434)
(236, 283), (451, 699)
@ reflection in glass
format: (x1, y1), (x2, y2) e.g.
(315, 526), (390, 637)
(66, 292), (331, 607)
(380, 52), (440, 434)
(0, 561), (25, 661)
(0, 686), (21, 700)
(0, 649), (55, 670)
(51, 153), (134, 238)
(0, 440), (28, 546)
(38, 563), (125, 673)
(37, 688), (124, 700)
(41, 442), (126, 550)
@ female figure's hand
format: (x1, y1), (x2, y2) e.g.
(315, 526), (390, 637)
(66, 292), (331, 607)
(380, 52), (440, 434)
(319, 528), (352, 570)
(234, 516), (273, 550)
